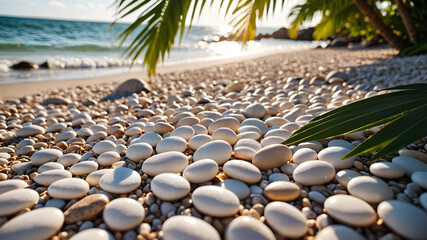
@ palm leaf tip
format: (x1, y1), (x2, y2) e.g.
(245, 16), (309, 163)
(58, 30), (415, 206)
(282, 83), (427, 161)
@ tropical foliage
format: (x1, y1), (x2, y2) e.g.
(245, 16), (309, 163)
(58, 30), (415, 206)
(112, 0), (286, 76)
(289, 0), (427, 50)
(288, 0), (376, 41)
(283, 84), (427, 162)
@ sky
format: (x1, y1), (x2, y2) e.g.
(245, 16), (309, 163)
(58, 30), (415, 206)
(0, 0), (316, 28)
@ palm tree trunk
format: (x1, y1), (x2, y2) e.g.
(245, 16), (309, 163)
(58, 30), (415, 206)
(352, 0), (408, 50)
(395, 0), (417, 44)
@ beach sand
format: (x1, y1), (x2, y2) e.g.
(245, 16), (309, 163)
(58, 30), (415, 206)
(0, 47), (427, 240)
(3, 47), (425, 100)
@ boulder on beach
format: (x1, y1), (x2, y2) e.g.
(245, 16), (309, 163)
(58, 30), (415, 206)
(42, 97), (72, 105)
(102, 78), (151, 101)
(114, 78), (151, 94)
(11, 61), (39, 70)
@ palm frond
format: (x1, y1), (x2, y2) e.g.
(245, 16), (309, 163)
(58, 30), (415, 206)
(288, 0), (355, 39)
(113, 0), (204, 77)
(283, 84), (427, 162)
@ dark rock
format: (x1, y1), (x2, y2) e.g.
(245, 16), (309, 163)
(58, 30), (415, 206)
(11, 61), (39, 70)
(39, 61), (50, 69)
(114, 78), (151, 95)
(102, 78), (151, 101)
(42, 97), (72, 105)
(296, 28), (314, 41)
(271, 28), (289, 39)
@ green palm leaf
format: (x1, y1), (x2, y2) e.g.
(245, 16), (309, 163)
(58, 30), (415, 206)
(283, 83), (427, 161)
(113, 0), (287, 76)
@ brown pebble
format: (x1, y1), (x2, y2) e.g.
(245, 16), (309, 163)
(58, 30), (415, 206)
(64, 194), (110, 224)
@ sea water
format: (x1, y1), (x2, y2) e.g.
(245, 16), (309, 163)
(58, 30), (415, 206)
(0, 16), (323, 84)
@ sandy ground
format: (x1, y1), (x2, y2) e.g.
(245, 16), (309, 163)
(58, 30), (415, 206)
(0, 49), (298, 99)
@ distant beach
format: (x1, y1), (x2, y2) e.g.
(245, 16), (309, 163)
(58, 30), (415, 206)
(0, 16), (324, 84)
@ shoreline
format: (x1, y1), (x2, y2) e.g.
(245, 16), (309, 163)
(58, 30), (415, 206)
(0, 48), (309, 99)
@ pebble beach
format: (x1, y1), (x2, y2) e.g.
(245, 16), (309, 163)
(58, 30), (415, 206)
(0, 48), (426, 240)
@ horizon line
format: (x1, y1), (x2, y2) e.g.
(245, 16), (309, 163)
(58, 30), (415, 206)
(0, 14), (286, 29)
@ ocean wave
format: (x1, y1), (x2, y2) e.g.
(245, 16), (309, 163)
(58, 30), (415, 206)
(0, 43), (123, 52)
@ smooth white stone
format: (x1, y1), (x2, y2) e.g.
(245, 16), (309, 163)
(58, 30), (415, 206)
(347, 176), (393, 204)
(208, 117), (240, 134)
(293, 148), (318, 164)
(226, 216), (275, 240)
(378, 200), (427, 239)
(212, 128), (238, 145)
(315, 225), (365, 240)
(192, 186), (240, 217)
(183, 159), (218, 183)
(318, 147), (355, 169)
(392, 156), (427, 177)
(54, 130), (76, 143)
(0, 179), (28, 194)
(293, 161), (335, 186)
(244, 103), (266, 118)
(220, 179), (250, 200)
(398, 149), (427, 163)
(412, 171), (427, 189)
(369, 162), (404, 179)
(328, 139), (355, 150)
(335, 169), (361, 188)
(103, 198), (145, 231)
(46, 123), (67, 133)
(97, 151), (121, 166)
(264, 201), (308, 238)
(126, 142), (153, 162)
(268, 173), (289, 182)
(240, 119), (268, 135)
(151, 173), (191, 201)
(0, 189), (39, 217)
(188, 134), (211, 150)
(93, 140), (116, 155)
(48, 178), (89, 200)
(34, 169), (72, 186)
(156, 136), (187, 153)
(260, 136), (286, 147)
(16, 125), (45, 137)
(233, 146), (256, 161)
(70, 228), (114, 240)
(11, 162), (32, 173)
(298, 141), (323, 152)
(223, 160), (262, 184)
(162, 216), (220, 240)
(31, 149), (63, 166)
(57, 153), (81, 167)
(69, 161), (98, 176)
(38, 162), (64, 173)
(170, 126), (195, 141)
(99, 167), (141, 194)
(252, 144), (292, 171)
(0, 207), (64, 240)
(264, 129), (291, 139)
(193, 140), (232, 165)
(191, 124), (208, 135)
(86, 169), (114, 187)
(142, 151), (188, 176)
(324, 195), (377, 227)
(137, 132), (163, 147)
(234, 139), (262, 151)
